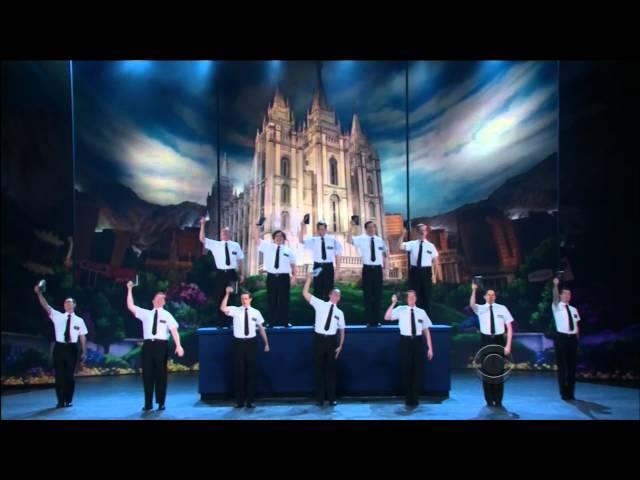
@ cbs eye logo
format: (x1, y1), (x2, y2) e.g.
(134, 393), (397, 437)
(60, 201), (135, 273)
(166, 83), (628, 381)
(472, 344), (515, 385)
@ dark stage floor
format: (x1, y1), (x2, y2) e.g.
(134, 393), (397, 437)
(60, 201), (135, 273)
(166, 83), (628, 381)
(2, 370), (638, 420)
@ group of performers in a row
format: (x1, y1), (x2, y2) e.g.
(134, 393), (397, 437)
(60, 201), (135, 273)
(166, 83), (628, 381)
(32, 216), (581, 413)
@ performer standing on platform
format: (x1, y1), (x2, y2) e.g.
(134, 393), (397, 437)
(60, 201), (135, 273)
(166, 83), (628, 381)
(551, 277), (580, 401)
(384, 291), (434, 407)
(299, 219), (342, 300)
(34, 284), (88, 409)
(220, 286), (270, 408)
(401, 223), (439, 314)
(347, 220), (388, 327)
(470, 282), (513, 408)
(303, 270), (345, 407)
(200, 217), (245, 328)
(254, 225), (297, 327)
(126, 281), (184, 411)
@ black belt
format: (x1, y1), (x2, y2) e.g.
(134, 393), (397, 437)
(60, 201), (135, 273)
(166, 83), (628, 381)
(363, 264), (382, 268)
(55, 341), (78, 345)
(481, 333), (504, 338)
(315, 332), (336, 337)
(314, 262), (333, 265)
(218, 268), (236, 272)
(144, 339), (168, 343)
(400, 335), (420, 340)
(557, 332), (577, 336)
(267, 272), (289, 277)
(411, 265), (432, 269)
(234, 336), (257, 341)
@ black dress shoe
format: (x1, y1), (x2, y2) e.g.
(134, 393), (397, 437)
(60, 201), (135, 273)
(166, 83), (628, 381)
(328, 401), (337, 406)
(234, 403), (244, 408)
(56, 403), (64, 409)
(246, 403), (256, 409)
(495, 402), (503, 408)
(316, 401), (324, 407)
(64, 402), (73, 408)
(284, 323), (292, 328)
(157, 405), (166, 411)
(142, 406), (153, 412)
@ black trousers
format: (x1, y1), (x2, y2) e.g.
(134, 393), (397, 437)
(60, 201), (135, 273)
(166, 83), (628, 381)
(480, 334), (506, 405)
(53, 342), (78, 405)
(313, 262), (334, 301)
(409, 266), (433, 314)
(266, 273), (290, 326)
(362, 265), (383, 326)
(233, 337), (257, 405)
(554, 333), (578, 398)
(400, 336), (425, 405)
(142, 340), (169, 407)
(213, 269), (239, 327)
(314, 333), (338, 402)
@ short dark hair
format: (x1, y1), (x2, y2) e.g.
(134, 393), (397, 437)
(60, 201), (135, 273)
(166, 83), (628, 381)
(560, 287), (571, 294)
(64, 298), (76, 306)
(240, 290), (252, 298)
(153, 291), (166, 298)
(272, 230), (287, 241)
(364, 221), (375, 229)
(415, 223), (428, 231)
(317, 221), (327, 229)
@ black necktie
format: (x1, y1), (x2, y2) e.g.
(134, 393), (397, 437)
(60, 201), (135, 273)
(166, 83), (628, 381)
(324, 304), (334, 331)
(321, 237), (327, 261)
(370, 236), (376, 262)
(225, 242), (231, 266)
(152, 309), (158, 336)
(65, 314), (72, 343)
(416, 241), (423, 267)
(565, 304), (575, 332)
(274, 245), (280, 270)
(489, 305), (495, 335)
(410, 308), (416, 337)
(244, 308), (249, 336)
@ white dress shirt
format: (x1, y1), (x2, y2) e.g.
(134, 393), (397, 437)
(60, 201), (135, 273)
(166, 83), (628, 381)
(225, 306), (265, 339)
(134, 307), (179, 340)
(49, 309), (88, 343)
(472, 302), (514, 335)
(352, 234), (387, 266)
(258, 240), (296, 274)
(204, 238), (244, 270)
(390, 305), (432, 336)
(401, 239), (439, 267)
(303, 235), (343, 263)
(309, 296), (346, 335)
(552, 302), (580, 334)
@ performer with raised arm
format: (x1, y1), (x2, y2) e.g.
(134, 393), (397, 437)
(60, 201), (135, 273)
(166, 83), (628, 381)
(126, 281), (184, 411)
(299, 219), (342, 300)
(551, 277), (581, 400)
(220, 286), (270, 408)
(254, 224), (296, 327)
(401, 223), (439, 314)
(302, 270), (345, 407)
(470, 281), (513, 408)
(347, 219), (388, 327)
(200, 216), (245, 328)
(34, 283), (88, 408)
(384, 291), (434, 407)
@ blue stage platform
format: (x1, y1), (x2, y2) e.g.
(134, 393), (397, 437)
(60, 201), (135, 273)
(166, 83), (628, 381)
(198, 325), (451, 399)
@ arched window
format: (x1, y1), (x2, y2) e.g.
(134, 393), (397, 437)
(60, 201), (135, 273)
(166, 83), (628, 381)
(367, 175), (374, 195)
(329, 157), (338, 185)
(281, 184), (289, 204)
(281, 211), (289, 230)
(281, 156), (289, 177)
(369, 202), (376, 218)
(330, 194), (340, 232)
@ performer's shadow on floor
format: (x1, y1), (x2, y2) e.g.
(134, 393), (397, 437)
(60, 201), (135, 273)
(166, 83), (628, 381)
(470, 405), (520, 420)
(21, 407), (60, 419)
(568, 399), (612, 419)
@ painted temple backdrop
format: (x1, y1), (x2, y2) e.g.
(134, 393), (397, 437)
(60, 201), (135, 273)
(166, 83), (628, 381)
(2, 60), (637, 387)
